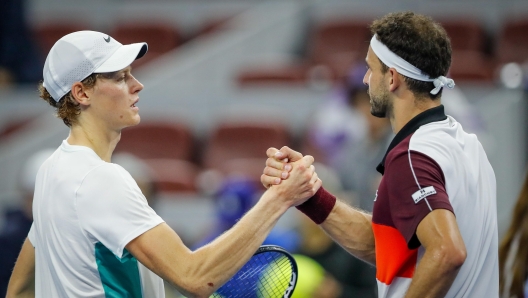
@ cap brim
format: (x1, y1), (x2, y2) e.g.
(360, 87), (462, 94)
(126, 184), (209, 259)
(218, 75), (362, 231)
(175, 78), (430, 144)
(94, 42), (148, 73)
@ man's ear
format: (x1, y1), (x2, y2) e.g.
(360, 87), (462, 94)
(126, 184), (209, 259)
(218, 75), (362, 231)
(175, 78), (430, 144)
(71, 82), (91, 106)
(387, 68), (401, 92)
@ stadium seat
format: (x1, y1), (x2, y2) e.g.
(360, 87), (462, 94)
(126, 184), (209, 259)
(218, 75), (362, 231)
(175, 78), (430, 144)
(145, 158), (199, 193)
(496, 18), (528, 63)
(449, 51), (495, 82)
(32, 23), (89, 58)
(236, 19), (369, 87)
(110, 22), (181, 68)
(308, 19), (371, 66)
(440, 19), (488, 52)
(203, 121), (291, 170)
(218, 158), (269, 186)
(236, 64), (309, 86)
(304, 19), (370, 82)
(115, 122), (194, 161)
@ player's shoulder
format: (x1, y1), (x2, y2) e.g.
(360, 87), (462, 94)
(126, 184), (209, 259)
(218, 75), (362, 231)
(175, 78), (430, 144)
(385, 118), (455, 165)
(82, 162), (132, 186)
(410, 117), (461, 153)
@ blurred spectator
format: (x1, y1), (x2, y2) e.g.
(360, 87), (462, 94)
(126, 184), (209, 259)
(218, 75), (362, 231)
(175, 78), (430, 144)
(0, 148), (54, 296)
(499, 171), (528, 298)
(308, 64), (369, 166)
(311, 63), (392, 211)
(0, 0), (42, 87)
(193, 176), (300, 251)
(336, 91), (391, 211)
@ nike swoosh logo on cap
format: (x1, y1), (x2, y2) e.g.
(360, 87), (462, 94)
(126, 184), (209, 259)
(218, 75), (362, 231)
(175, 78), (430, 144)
(104, 36), (111, 43)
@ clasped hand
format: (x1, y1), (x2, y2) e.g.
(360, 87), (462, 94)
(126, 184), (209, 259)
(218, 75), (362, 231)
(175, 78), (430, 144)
(260, 146), (322, 206)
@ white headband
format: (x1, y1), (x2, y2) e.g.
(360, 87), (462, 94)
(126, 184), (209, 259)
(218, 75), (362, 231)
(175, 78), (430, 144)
(370, 35), (454, 95)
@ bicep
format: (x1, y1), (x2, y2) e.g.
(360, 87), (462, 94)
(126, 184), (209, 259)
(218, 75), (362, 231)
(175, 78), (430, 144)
(7, 238), (35, 297)
(416, 209), (465, 254)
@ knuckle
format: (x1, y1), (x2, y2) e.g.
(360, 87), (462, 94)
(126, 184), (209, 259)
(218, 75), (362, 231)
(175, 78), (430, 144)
(264, 167), (275, 177)
(263, 167), (270, 175)
(260, 175), (268, 187)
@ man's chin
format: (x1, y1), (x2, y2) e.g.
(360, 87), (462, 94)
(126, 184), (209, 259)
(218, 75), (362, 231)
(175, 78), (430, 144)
(123, 116), (141, 129)
(371, 109), (386, 118)
(132, 116), (141, 126)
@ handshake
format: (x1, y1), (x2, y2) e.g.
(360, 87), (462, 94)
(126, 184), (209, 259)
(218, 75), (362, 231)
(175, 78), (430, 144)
(259, 146), (322, 207)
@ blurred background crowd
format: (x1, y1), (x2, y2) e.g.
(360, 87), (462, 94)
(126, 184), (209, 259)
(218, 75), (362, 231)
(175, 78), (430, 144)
(1, 0), (528, 297)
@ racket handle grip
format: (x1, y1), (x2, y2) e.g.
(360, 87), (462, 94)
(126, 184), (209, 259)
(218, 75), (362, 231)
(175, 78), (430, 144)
(296, 187), (336, 224)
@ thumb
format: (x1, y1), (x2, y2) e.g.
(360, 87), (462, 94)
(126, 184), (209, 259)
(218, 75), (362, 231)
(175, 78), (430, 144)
(298, 155), (315, 168)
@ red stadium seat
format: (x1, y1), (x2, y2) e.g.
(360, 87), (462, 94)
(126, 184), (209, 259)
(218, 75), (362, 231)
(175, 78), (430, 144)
(440, 19), (488, 52)
(145, 159), (199, 193)
(218, 158), (268, 186)
(115, 122), (194, 161)
(32, 23), (89, 57)
(235, 19), (369, 87)
(308, 19), (371, 66)
(236, 64), (309, 86)
(497, 18), (528, 63)
(109, 22), (181, 68)
(203, 121), (291, 170)
(449, 51), (495, 82)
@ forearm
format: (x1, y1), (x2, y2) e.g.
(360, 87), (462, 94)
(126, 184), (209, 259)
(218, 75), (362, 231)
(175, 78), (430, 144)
(405, 209), (466, 297)
(320, 200), (376, 265)
(6, 288), (35, 298)
(188, 190), (288, 291)
(7, 238), (35, 298)
(404, 248), (463, 297)
(140, 189), (289, 297)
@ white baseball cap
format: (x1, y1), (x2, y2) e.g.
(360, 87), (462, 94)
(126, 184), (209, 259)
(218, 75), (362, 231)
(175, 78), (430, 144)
(43, 30), (148, 102)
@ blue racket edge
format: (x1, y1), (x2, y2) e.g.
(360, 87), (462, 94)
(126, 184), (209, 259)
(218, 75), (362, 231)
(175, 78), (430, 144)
(211, 245), (298, 298)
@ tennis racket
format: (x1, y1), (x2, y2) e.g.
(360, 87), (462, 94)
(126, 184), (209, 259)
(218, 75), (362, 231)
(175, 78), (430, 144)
(211, 245), (298, 298)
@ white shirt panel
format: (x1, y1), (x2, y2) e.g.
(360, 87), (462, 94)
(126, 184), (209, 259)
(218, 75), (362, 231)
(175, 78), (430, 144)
(76, 162), (163, 258)
(409, 116), (499, 298)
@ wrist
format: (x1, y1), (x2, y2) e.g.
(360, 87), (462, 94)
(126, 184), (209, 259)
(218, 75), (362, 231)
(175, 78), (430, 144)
(296, 187), (336, 224)
(260, 188), (290, 214)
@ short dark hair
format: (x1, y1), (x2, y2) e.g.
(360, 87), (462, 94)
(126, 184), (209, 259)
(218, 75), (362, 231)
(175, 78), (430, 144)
(38, 72), (116, 127)
(370, 11), (452, 99)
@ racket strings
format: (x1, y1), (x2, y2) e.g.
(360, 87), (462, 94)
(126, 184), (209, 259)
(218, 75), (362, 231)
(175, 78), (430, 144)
(211, 251), (294, 298)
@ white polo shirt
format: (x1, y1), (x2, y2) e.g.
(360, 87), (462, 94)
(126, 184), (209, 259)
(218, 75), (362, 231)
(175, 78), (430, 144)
(28, 140), (165, 298)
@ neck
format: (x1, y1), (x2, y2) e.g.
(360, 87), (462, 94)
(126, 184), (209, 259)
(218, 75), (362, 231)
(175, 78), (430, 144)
(67, 119), (120, 162)
(390, 89), (441, 134)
